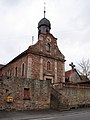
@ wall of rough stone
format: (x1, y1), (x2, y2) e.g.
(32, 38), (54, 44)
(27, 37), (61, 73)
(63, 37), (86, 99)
(0, 77), (51, 110)
(51, 83), (90, 110)
(60, 83), (90, 108)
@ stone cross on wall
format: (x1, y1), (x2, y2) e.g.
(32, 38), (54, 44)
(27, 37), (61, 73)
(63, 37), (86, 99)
(69, 62), (75, 70)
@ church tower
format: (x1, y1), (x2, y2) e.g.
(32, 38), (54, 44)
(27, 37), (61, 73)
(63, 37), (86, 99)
(38, 4), (51, 35)
(31, 8), (65, 83)
(38, 17), (51, 35)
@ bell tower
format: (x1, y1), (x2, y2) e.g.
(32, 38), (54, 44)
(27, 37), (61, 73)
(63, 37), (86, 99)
(38, 3), (51, 35)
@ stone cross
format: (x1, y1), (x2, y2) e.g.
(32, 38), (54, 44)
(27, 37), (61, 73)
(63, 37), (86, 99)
(69, 62), (75, 70)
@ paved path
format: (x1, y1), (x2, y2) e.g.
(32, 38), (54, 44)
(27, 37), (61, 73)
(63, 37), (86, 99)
(0, 108), (90, 120)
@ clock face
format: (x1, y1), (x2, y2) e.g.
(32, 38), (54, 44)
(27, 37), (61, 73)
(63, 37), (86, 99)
(46, 36), (51, 42)
(39, 36), (43, 41)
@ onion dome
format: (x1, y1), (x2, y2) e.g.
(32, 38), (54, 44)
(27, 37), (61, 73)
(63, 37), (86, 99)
(38, 18), (51, 29)
(38, 17), (51, 34)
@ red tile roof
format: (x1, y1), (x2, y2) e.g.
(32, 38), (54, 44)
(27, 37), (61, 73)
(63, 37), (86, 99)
(65, 70), (72, 78)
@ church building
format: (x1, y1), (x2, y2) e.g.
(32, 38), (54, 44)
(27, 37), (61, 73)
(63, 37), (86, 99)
(0, 14), (65, 83)
(1, 11), (90, 111)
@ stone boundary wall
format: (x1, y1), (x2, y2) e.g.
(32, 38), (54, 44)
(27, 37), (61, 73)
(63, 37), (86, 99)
(0, 77), (51, 110)
(61, 83), (90, 108)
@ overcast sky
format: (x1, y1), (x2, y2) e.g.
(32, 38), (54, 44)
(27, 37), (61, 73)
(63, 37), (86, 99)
(0, 0), (90, 70)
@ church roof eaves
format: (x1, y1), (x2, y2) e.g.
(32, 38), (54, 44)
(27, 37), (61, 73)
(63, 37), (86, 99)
(2, 45), (65, 69)
(1, 49), (28, 69)
(0, 64), (4, 69)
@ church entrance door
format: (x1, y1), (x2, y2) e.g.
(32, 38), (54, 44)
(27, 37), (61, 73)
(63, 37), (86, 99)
(44, 76), (53, 83)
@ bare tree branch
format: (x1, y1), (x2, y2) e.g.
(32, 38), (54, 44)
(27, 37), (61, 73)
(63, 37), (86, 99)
(77, 58), (90, 79)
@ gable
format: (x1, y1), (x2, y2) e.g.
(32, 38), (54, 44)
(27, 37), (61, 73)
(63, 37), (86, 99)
(28, 33), (65, 62)
(65, 69), (82, 83)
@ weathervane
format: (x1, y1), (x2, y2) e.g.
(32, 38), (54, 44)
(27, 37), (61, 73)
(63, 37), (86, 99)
(44, 2), (46, 18)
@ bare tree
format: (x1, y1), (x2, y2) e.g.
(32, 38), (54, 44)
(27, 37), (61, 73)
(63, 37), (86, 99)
(77, 58), (90, 79)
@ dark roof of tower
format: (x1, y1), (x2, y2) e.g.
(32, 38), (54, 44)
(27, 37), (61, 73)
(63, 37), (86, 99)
(38, 18), (51, 29)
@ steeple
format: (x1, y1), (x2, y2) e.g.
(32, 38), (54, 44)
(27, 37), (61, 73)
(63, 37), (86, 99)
(38, 3), (51, 35)
(44, 2), (46, 18)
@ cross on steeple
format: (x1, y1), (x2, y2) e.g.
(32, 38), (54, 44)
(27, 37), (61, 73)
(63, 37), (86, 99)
(44, 2), (46, 18)
(69, 62), (75, 70)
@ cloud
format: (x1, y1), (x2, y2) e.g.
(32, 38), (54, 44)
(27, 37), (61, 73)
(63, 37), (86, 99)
(1, 0), (21, 6)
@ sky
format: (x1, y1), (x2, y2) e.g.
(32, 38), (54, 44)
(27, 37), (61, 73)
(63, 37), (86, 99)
(0, 0), (90, 70)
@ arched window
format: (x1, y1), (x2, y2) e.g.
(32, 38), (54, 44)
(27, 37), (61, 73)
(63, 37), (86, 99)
(15, 67), (18, 77)
(21, 63), (24, 77)
(47, 43), (51, 52)
(46, 43), (51, 52)
(47, 61), (51, 70)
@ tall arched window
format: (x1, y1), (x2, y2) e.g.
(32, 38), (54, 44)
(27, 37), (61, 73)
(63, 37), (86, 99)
(46, 43), (51, 52)
(21, 63), (24, 77)
(47, 61), (51, 70)
(15, 67), (18, 77)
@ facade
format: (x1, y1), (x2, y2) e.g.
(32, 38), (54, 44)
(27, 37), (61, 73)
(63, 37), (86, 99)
(0, 16), (66, 110)
(0, 17), (65, 83)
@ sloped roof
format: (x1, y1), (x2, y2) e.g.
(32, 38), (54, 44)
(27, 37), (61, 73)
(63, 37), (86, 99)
(65, 70), (72, 78)
(65, 69), (90, 85)
(65, 69), (82, 80)
(38, 18), (51, 29)
(80, 75), (89, 82)
(1, 33), (65, 69)
(0, 64), (4, 69)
